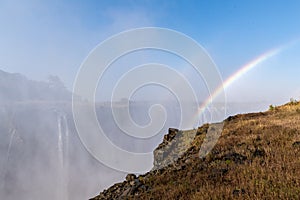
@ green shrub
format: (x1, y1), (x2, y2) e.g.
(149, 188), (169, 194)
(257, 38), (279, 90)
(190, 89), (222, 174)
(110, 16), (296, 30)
(290, 98), (298, 105)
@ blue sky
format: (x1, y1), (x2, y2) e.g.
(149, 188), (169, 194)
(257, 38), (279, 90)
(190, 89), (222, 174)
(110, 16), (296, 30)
(1, 0), (300, 103)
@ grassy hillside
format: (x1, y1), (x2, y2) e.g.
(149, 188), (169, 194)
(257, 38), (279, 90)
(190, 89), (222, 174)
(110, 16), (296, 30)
(91, 101), (300, 199)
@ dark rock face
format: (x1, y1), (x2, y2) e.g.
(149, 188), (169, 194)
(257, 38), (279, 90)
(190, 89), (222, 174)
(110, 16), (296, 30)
(163, 128), (178, 142)
(91, 127), (199, 200)
(153, 128), (180, 169)
(91, 173), (149, 200)
(152, 128), (196, 170)
(90, 124), (210, 199)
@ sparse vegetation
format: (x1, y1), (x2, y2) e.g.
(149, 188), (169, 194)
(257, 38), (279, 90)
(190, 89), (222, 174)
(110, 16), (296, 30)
(92, 101), (300, 200)
(290, 98), (298, 105)
(269, 104), (276, 111)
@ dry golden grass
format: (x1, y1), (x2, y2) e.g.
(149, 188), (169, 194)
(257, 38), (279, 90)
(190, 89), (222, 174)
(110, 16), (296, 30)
(93, 101), (300, 200)
(139, 102), (300, 199)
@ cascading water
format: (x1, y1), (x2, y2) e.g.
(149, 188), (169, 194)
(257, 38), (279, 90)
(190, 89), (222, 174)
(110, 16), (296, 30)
(0, 128), (16, 192)
(63, 115), (69, 200)
(57, 113), (69, 200)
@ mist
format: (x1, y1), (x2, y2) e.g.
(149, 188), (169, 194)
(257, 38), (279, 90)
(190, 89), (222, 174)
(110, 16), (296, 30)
(0, 1), (299, 199)
(0, 69), (274, 199)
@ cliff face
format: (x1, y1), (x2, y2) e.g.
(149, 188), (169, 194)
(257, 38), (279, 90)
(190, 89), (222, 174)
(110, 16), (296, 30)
(91, 101), (300, 200)
(0, 70), (110, 200)
(0, 70), (71, 103)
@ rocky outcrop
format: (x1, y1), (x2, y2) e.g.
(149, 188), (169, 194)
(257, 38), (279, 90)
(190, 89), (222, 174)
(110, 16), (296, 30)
(91, 101), (300, 200)
(152, 126), (208, 170)
(91, 172), (154, 199)
(91, 126), (209, 200)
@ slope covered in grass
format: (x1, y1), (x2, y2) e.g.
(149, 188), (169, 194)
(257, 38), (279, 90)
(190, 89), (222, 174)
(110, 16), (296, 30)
(92, 101), (300, 199)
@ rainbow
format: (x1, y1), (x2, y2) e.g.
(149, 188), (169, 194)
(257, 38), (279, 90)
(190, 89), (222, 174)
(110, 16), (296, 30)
(197, 47), (283, 117)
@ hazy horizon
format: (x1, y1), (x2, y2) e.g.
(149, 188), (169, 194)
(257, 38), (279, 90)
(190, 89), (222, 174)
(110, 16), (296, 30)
(0, 1), (300, 104)
(1, 1), (300, 199)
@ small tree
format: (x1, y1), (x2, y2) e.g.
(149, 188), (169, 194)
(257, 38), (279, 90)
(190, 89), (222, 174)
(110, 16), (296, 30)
(290, 98), (298, 105)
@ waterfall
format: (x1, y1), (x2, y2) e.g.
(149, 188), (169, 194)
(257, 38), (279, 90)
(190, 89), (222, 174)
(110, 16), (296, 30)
(58, 115), (63, 167)
(57, 113), (69, 200)
(62, 115), (69, 200)
(0, 128), (16, 192)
